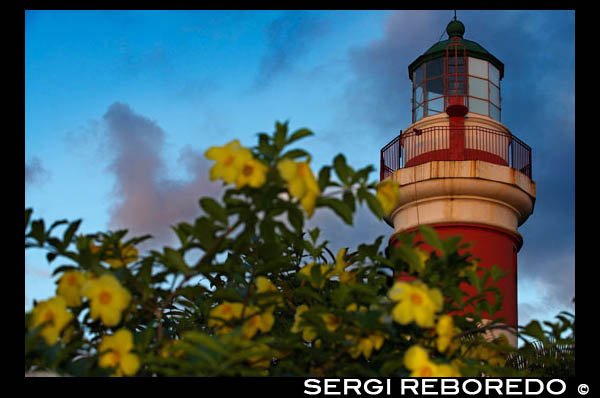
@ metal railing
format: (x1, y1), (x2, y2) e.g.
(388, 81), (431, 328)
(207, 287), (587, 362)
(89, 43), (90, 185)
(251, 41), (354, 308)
(380, 126), (532, 180)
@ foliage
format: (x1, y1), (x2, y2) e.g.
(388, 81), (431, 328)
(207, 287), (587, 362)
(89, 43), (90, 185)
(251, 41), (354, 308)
(25, 121), (574, 377)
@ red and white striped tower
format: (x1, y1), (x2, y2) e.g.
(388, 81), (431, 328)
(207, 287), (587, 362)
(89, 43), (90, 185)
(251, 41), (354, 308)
(380, 18), (536, 346)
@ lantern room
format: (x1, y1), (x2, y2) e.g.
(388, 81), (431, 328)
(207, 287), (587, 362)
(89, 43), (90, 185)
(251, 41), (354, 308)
(409, 18), (504, 123)
(381, 18), (532, 180)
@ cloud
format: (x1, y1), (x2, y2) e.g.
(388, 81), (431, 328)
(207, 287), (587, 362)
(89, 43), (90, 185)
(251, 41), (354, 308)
(25, 156), (50, 186)
(102, 102), (223, 249)
(341, 11), (448, 135)
(251, 11), (329, 91)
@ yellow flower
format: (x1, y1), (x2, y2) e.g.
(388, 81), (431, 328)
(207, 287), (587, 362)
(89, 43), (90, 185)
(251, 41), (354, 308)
(411, 248), (429, 273)
(105, 244), (138, 269)
(404, 345), (458, 377)
(82, 274), (131, 327)
(98, 329), (140, 377)
(205, 140), (253, 184)
(160, 339), (185, 359)
(236, 158), (268, 189)
(277, 158), (320, 217)
(347, 333), (385, 359)
(376, 180), (400, 216)
(321, 313), (340, 332)
(465, 341), (507, 366)
(242, 306), (275, 339)
(30, 296), (73, 345)
(299, 262), (333, 289)
(255, 276), (283, 307)
(436, 363), (462, 377)
(333, 248), (357, 284)
(246, 342), (273, 369)
(56, 270), (87, 307)
(346, 303), (368, 313)
(388, 281), (443, 328)
(208, 301), (244, 334)
(291, 305), (317, 342)
(435, 314), (459, 353)
(209, 302), (274, 339)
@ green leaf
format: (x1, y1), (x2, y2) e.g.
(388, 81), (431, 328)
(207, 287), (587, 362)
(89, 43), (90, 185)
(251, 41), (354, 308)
(465, 270), (482, 293)
(51, 265), (79, 276)
(343, 191), (356, 213)
(162, 248), (190, 275)
(361, 189), (383, 219)
(318, 166), (331, 192)
(333, 154), (351, 185)
(309, 227), (320, 243)
(274, 121), (288, 150)
(199, 198), (228, 225)
(30, 219), (45, 245)
(135, 326), (156, 354)
(63, 220), (82, 248)
(490, 265), (507, 282)
(286, 128), (313, 145)
(48, 219), (68, 234)
(288, 206), (304, 233)
(316, 197), (353, 225)
(281, 148), (310, 160)
(46, 252), (58, 263)
(522, 320), (547, 342)
(419, 225), (443, 251)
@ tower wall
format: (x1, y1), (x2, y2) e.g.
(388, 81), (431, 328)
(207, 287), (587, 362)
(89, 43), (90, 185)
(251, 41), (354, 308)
(385, 159), (535, 346)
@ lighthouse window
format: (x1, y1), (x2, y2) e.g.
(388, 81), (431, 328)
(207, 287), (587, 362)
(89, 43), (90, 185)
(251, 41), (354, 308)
(490, 84), (500, 106)
(465, 57), (502, 122)
(426, 58), (444, 78)
(470, 97), (489, 116)
(490, 104), (500, 121)
(414, 65), (424, 86)
(427, 97), (444, 115)
(489, 64), (500, 86)
(469, 76), (488, 100)
(469, 57), (488, 79)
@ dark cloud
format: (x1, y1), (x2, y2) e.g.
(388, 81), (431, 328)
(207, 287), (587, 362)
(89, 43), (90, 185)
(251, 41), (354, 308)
(251, 11), (329, 91)
(25, 156), (50, 186)
(338, 10), (574, 319)
(103, 102), (223, 249)
(342, 11), (449, 135)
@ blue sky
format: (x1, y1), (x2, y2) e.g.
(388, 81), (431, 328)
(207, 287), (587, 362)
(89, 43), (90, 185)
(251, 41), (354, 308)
(25, 10), (575, 327)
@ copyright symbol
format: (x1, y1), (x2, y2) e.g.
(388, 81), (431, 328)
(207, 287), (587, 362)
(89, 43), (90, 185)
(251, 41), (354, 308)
(579, 384), (589, 395)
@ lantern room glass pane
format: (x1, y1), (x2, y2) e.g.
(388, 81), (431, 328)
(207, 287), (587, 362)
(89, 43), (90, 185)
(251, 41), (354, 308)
(414, 105), (423, 122)
(468, 57), (488, 79)
(489, 64), (500, 86)
(426, 77), (443, 98)
(469, 76), (488, 100)
(427, 97), (444, 115)
(469, 97), (488, 116)
(414, 65), (424, 86)
(426, 58), (444, 78)
(415, 85), (424, 105)
(490, 83), (500, 106)
(490, 103), (500, 121)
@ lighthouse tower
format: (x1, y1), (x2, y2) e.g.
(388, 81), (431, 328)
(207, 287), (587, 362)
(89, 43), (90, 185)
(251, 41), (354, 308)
(380, 17), (536, 346)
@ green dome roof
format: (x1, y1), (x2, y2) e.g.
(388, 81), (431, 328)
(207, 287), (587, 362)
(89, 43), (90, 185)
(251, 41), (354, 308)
(446, 20), (465, 38)
(407, 20), (504, 80)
